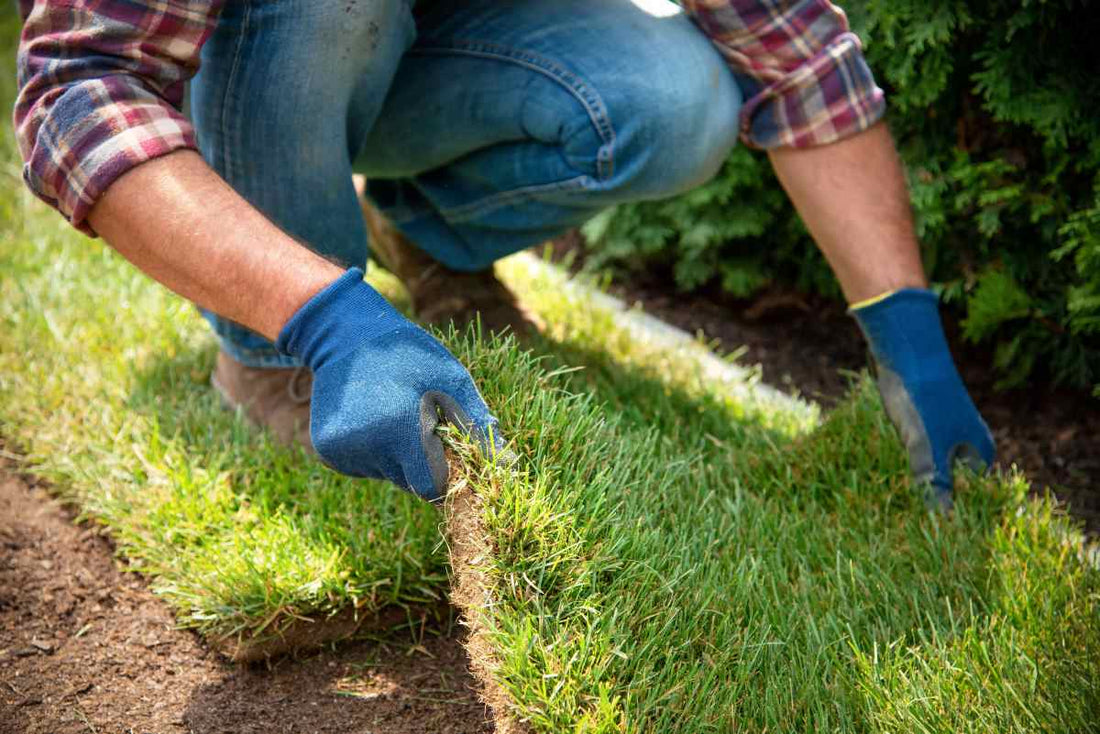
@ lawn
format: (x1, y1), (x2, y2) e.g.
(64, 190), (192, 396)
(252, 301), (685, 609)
(2, 13), (1098, 733)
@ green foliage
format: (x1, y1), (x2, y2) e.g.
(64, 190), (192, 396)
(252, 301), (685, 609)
(1054, 190), (1100, 337)
(583, 0), (1100, 392)
(962, 270), (1032, 343)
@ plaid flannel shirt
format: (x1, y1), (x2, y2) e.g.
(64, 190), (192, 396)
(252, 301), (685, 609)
(15, 0), (885, 233)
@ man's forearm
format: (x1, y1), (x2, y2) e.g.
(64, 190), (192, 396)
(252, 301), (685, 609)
(87, 150), (344, 341)
(767, 122), (926, 304)
(768, 122), (995, 504)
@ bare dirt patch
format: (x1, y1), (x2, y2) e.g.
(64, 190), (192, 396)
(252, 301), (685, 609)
(443, 463), (529, 734)
(0, 462), (493, 734)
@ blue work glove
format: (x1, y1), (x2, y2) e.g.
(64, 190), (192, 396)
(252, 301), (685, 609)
(277, 268), (499, 501)
(851, 288), (995, 511)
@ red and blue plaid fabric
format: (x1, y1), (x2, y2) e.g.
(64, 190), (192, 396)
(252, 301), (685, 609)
(683, 0), (886, 148)
(14, 0), (884, 232)
(14, 0), (224, 232)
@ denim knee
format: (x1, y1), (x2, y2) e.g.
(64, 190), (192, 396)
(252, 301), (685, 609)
(600, 48), (743, 202)
(356, 0), (744, 273)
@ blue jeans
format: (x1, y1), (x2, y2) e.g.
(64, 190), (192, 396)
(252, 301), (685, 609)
(191, 0), (742, 367)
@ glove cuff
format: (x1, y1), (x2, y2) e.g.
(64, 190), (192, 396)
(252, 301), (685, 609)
(850, 287), (995, 502)
(848, 288), (946, 372)
(276, 267), (407, 367)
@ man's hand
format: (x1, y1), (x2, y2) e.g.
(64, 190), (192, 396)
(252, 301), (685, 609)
(277, 268), (499, 500)
(852, 290), (995, 509)
(89, 151), (496, 499)
(767, 122), (995, 506)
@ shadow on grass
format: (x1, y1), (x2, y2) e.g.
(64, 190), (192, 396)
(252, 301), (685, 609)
(180, 632), (494, 734)
(528, 330), (796, 449)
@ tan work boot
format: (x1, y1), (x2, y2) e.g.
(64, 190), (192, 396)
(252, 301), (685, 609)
(210, 350), (314, 451)
(355, 176), (543, 338)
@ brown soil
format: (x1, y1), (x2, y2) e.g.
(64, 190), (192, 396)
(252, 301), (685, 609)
(442, 457), (528, 734)
(548, 233), (1100, 534)
(0, 463), (494, 734)
(210, 603), (448, 665)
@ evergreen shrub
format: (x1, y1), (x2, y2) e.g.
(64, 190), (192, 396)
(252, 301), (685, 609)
(582, 0), (1100, 392)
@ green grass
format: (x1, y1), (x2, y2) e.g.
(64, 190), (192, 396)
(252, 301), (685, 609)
(0, 219), (448, 638)
(1, 15), (445, 643)
(3, 14), (1099, 731)
(438, 278), (1100, 732)
(447, 371), (1100, 732)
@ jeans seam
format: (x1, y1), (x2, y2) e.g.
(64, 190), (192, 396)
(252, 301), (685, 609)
(409, 41), (617, 181)
(218, 0), (252, 180)
(431, 175), (593, 223)
(221, 341), (302, 369)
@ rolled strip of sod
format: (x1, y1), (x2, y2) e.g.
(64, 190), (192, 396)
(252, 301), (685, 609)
(0, 231), (449, 657)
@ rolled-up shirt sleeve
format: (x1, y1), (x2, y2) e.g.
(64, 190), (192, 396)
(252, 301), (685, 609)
(682, 0), (886, 149)
(14, 0), (223, 233)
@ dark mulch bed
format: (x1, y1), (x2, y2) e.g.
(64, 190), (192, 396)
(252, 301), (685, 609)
(0, 462), (493, 734)
(547, 233), (1100, 535)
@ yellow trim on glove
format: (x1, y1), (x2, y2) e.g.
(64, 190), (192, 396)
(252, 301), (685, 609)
(849, 290), (898, 311)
